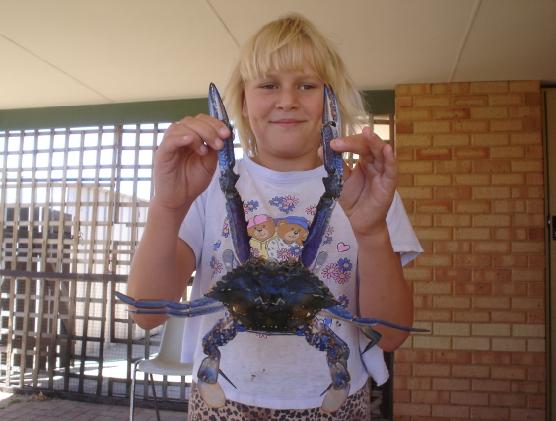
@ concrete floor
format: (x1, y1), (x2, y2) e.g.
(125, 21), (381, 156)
(0, 391), (185, 421)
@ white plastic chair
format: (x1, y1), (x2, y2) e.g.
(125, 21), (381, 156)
(130, 317), (193, 421)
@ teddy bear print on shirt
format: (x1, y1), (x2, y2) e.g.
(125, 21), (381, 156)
(247, 214), (276, 259)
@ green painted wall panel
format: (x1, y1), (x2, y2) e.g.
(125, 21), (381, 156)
(0, 91), (393, 131)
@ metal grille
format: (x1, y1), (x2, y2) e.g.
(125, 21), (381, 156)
(1, 115), (394, 419)
(0, 123), (192, 405)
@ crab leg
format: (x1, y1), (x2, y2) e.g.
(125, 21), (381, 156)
(115, 291), (218, 310)
(300, 319), (351, 413)
(301, 85), (344, 268)
(130, 305), (225, 318)
(115, 291), (225, 318)
(197, 316), (239, 407)
(321, 306), (429, 354)
(208, 83), (250, 264)
(321, 305), (429, 332)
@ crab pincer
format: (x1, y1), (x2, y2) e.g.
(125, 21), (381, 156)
(208, 83), (250, 265)
(301, 84), (343, 268)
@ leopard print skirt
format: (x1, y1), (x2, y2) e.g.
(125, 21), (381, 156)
(186, 382), (371, 421)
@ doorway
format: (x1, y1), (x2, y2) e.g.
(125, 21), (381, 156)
(544, 87), (556, 420)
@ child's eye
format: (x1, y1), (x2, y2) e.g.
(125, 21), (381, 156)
(300, 84), (316, 90)
(259, 83), (276, 89)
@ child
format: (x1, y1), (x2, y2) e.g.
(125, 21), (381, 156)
(127, 13), (422, 421)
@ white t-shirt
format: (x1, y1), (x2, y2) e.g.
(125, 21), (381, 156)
(178, 156), (422, 409)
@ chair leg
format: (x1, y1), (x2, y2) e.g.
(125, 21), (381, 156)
(150, 373), (161, 421)
(130, 360), (140, 421)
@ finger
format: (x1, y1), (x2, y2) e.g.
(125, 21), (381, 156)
(159, 132), (207, 156)
(330, 130), (385, 159)
(173, 114), (232, 150)
(192, 114), (232, 140)
(382, 143), (398, 181)
(180, 116), (227, 151)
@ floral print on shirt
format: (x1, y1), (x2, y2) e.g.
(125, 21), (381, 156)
(269, 195), (300, 214)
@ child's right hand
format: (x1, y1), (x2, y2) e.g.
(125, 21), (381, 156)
(151, 114), (231, 212)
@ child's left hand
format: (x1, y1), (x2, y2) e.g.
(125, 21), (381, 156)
(329, 127), (398, 238)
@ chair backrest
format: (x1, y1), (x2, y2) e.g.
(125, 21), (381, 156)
(155, 317), (187, 363)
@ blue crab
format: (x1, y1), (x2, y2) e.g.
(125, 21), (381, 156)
(116, 83), (426, 412)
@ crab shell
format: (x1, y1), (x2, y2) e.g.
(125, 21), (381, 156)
(206, 257), (339, 333)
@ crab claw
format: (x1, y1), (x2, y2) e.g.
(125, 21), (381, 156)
(197, 380), (226, 408)
(197, 356), (226, 407)
(321, 384), (350, 413)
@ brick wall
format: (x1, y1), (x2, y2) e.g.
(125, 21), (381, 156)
(394, 81), (546, 421)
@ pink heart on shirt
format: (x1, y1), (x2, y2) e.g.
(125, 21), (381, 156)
(336, 242), (350, 252)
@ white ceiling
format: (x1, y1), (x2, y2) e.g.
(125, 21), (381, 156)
(1, 0), (555, 110)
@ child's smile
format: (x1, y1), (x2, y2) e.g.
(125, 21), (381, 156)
(243, 67), (324, 171)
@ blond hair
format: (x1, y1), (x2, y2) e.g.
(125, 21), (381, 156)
(225, 13), (369, 155)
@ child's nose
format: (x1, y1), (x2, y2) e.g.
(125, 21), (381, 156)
(276, 87), (299, 110)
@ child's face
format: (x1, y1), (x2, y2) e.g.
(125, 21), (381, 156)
(243, 67), (324, 169)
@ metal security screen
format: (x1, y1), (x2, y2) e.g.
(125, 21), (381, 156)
(0, 123), (192, 405)
(1, 114), (394, 418)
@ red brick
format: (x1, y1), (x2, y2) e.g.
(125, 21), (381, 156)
(415, 309), (452, 321)
(433, 108), (471, 120)
(396, 349), (434, 363)
(433, 133), (469, 146)
(416, 200), (452, 213)
(396, 134), (432, 147)
(414, 363), (451, 377)
(470, 406), (510, 420)
(509, 408), (546, 421)
(526, 393), (545, 409)
(470, 106), (509, 119)
(489, 392), (527, 407)
(412, 390), (450, 404)
(489, 94), (524, 106)
(434, 186), (472, 200)
(472, 351), (512, 365)
(492, 366), (527, 380)
(396, 95), (413, 107)
(414, 96), (450, 107)
(452, 364), (490, 378)
(455, 281), (492, 295)
(396, 84), (432, 95)
(452, 95), (488, 106)
(394, 402), (431, 417)
(435, 160), (472, 173)
(471, 379), (511, 392)
(490, 146), (525, 158)
(452, 120), (489, 133)
(415, 147), (452, 160)
(434, 350), (472, 364)
(414, 120), (451, 133)
(396, 121), (413, 134)
(455, 200), (491, 214)
(525, 93), (541, 106)
(472, 132), (509, 146)
(491, 119), (523, 132)
(454, 310), (490, 323)
(470, 81), (509, 94)
(431, 404), (470, 418)
(454, 254), (491, 268)
(432, 83), (470, 95)
(454, 146), (489, 159)
(432, 378), (470, 391)
(472, 159), (511, 173)
(434, 240), (471, 253)
(509, 80), (539, 93)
